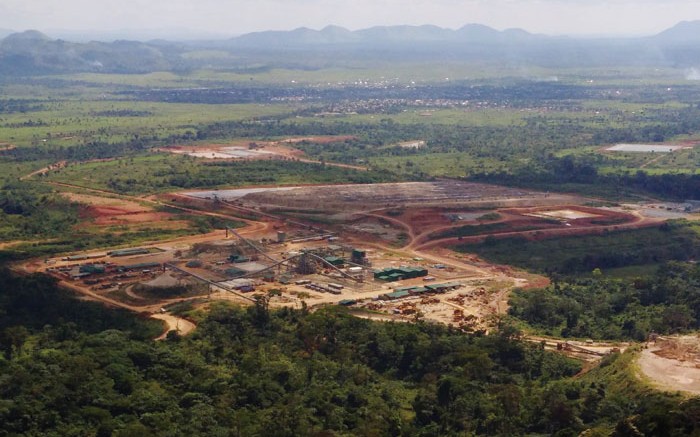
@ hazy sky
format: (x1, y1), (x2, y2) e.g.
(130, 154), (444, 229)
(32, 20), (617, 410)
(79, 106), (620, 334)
(1, 0), (699, 38)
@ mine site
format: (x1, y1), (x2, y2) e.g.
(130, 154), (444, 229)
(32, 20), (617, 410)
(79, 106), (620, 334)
(20, 178), (669, 339)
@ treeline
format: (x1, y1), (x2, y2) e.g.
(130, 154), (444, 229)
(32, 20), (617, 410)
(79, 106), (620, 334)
(456, 222), (700, 275)
(90, 110), (154, 117)
(193, 117), (594, 170)
(5, 101), (700, 195)
(2, 133), (193, 162)
(472, 154), (700, 200)
(511, 261), (700, 341)
(0, 98), (45, 114)
(195, 105), (700, 176)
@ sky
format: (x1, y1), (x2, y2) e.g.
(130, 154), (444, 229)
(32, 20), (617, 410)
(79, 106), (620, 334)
(0, 0), (699, 40)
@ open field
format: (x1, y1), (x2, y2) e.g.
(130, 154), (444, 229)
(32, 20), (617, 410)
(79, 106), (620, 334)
(0, 100), (294, 148)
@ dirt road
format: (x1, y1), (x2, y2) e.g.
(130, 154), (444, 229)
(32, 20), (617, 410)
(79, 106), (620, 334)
(19, 161), (67, 181)
(52, 277), (199, 338)
(151, 313), (197, 340)
(413, 214), (658, 251)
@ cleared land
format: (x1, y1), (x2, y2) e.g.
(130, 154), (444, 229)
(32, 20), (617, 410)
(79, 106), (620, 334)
(606, 144), (688, 153)
(65, 193), (186, 228)
(186, 181), (558, 211)
(165, 146), (277, 159)
(526, 209), (601, 220)
(638, 335), (700, 395)
(158, 136), (365, 171)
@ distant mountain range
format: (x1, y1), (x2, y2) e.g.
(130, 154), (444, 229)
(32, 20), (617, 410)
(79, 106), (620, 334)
(229, 24), (546, 49)
(1, 21), (700, 75)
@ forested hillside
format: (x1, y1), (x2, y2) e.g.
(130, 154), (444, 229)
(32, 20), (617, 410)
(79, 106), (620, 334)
(0, 269), (696, 436)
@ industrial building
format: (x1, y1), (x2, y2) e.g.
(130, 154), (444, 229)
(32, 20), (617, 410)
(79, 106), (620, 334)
(351, 249), (367, 265)
(118, 262), (161, 272)
(79, 264), (106, 274)
(107, 248), (151, 257)
(379, 282), (462, 300)
(373, 266), (428, 281)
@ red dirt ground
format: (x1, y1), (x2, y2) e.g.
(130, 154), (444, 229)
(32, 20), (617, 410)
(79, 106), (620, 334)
(503, 205), (634, 227)
(403, 206), (644, 250)
(392, 208), (454, 231)
(78, 204), (177, 226)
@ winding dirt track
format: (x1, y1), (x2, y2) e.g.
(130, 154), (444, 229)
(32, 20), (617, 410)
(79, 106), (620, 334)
(355, 205), (660, 253)
(48, 276), (207, 339)
(413, 215), (658, 251)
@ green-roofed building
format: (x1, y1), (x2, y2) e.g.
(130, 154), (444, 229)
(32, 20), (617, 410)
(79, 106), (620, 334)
(79, 264), (106, 274)
(374, 266), (428, 281)
(380, 290), (411, 300)
(324, 256), (345, 267)
(121, 262), (161, 271)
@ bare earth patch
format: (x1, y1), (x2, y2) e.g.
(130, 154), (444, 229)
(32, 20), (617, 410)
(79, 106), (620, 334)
(159, 136), (355, 161)
(63, 192), (189, 229)
(63, 192), (148, 210)
(638, 335), (700, 395)
(526, 209), (601, 220)
(606, 143), (689, 153)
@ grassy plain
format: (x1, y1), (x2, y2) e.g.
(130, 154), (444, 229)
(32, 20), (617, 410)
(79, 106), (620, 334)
(0, 100), (293, 147)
